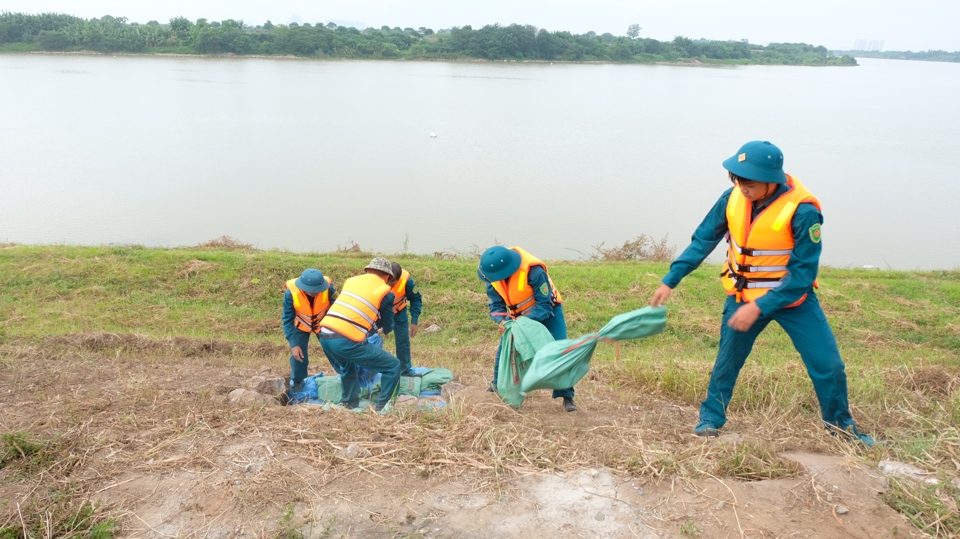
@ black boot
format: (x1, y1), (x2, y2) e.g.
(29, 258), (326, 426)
(563, 397), (577, 412)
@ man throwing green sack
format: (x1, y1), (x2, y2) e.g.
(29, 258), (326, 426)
(650, 140), (875, 446)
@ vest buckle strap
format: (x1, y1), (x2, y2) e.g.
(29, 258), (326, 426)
(729, 269), (782, 292)
(737, 264), (790, 273)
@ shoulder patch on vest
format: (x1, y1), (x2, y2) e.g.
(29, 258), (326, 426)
(808, 223), (822, 243)
(539, 282), (549, 295)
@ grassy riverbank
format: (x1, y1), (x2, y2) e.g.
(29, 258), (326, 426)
(1, 243), (958, 536)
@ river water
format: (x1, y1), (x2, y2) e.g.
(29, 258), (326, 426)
(2, 54), (958, 269)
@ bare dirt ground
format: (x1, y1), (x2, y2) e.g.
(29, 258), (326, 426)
(0, 334), (923, 538)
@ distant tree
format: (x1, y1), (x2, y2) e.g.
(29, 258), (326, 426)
(326, 22), (337, 29)
(210, 21), (221, 28)
(585, 30), (596, 38)
(146, 20), (160, 26)
(169, 16), (192, 39)
(263, 20), (274, 31)
(302, 22), (312, 27)
(423, 28), (434, 35)
(626, 23), (641, 39)
(38, 29), (70, 50)
(380, 25), (390, 31)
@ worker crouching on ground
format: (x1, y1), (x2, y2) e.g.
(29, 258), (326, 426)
(650, 140), (875, 446)
(478, 246), (577, 412)
(318, 257), (401, 412)
(282, 268), (335, 394)
(388, 262), (422, 376)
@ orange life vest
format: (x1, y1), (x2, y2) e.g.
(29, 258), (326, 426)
(286, 277), (333, 334)
(489, 246), (563, 317)
(319, 273), (391, 342)
(390, 269), (411, 314)
(721, 174), (820, 307)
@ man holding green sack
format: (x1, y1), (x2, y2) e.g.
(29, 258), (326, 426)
(650, 140), (875, 446)
(478, 246), (577, 412)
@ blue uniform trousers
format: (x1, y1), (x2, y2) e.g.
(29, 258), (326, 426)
(288, 330), (320, 384)
(700, 293), (856, 430)
(493, 304), (574, 399)
(320, 335), (401, 409)
(392, 307), (414, 375)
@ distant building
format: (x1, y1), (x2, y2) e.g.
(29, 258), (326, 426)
(853, 38), (884, 51)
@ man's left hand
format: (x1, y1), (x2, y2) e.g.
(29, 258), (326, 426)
(727, 302), (762, 332)
(409, 324), (418, 338)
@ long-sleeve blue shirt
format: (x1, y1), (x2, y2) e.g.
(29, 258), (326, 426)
(480, 265), (557, 324)
(376, 292), (396, 335)
(281, 283), (338, 347)
(662, 183), (824, 315)
(403, 277), (423, 325)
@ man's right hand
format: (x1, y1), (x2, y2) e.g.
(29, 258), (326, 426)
(291, 345), (304, 361)
(650, 284), (672, 307)
(498, 320), (507, 334)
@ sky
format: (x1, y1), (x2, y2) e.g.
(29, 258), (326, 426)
(3, 0), (958, 51)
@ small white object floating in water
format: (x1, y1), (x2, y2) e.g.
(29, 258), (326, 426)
(430, 132), (437, 138)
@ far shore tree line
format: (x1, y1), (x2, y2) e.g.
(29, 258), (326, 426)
(0, 12), (858, 65)
(833, 49), (960, 63)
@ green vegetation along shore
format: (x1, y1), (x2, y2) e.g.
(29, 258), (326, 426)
(835, 49), (960, 63)
(1, 243), (958, 535)
(0, 12), (857, 65)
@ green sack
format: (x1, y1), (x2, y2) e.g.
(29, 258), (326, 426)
(420, 368), (454, 393)
(395, 376), (423, 396)
(496, 317), (556, 408)
(521, 306), (667, 393)
(315, 375), (343, 403)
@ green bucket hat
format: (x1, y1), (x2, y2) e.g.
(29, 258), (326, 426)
(722, 140), (787, 184)
(479, 246), (521, 282)
(295, 268), (328, 294)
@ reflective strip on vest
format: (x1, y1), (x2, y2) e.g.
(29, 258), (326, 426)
(336, 291), (378, 325)
(745, 281), (781, 289)
(730, 236), (793, 257)
(738, 264), (790, 273)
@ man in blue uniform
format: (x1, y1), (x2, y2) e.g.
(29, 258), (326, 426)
(650, 141), (875, 446)
(389, 262), (423, 376)
(479, 246), (576, 412)
(282, 268), (336, 394)
(319, 257), (400, 412)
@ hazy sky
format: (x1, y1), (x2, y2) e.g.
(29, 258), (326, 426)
(3, 0), (957, 51)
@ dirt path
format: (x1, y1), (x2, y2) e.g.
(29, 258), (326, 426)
(0, 335), (923, 538)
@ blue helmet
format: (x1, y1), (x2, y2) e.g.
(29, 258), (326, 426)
(722, 140), (787, 184)
(478, 246), (521, 282)
(295, 268), (328, 294)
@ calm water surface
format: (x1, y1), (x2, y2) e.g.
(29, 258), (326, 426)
(2, 55), (959, 269)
